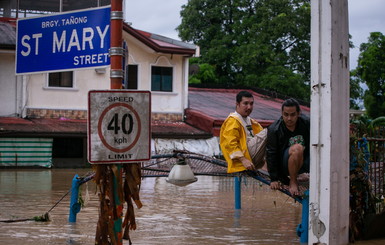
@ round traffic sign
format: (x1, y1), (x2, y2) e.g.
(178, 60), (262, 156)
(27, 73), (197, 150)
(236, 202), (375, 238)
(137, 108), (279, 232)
(97, 102), (141, 153)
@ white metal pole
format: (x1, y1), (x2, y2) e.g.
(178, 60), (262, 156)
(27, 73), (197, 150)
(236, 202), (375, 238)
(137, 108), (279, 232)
(309, 0), (350, 244)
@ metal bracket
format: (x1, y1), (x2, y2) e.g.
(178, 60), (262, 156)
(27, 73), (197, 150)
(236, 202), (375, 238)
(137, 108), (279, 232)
(110, 69), (124, 78)
(111, 11), (124, 20)
(109, 47), (125, 56)
(312, 82), (326, 90)
(310, 202), (326, 242)
(311, 216), (326, 240)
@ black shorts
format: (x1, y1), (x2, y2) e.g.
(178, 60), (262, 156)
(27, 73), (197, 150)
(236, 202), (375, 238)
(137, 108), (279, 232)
(282, 147), (310, 177)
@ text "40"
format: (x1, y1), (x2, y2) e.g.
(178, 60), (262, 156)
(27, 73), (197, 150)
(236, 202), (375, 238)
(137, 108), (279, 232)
(107, 113), (133, 134)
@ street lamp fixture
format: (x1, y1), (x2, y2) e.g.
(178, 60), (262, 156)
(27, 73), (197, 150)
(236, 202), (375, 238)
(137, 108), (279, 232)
(166, 158), (197, 187)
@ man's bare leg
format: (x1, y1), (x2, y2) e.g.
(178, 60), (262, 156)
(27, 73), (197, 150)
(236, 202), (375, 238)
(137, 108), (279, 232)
(287, 144), (304, 196)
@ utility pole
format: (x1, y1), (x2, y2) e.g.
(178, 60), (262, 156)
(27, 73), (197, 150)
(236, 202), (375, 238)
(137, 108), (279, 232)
(309, 0), (350, 244)
(95, 0), (124, 244)
(110, 0), (124, 244)
(110, 0), (124, 90)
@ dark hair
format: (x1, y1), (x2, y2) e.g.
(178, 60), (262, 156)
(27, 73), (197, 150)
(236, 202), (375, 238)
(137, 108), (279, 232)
(236, 91), (253, 103)
(281, 98), (300, 112)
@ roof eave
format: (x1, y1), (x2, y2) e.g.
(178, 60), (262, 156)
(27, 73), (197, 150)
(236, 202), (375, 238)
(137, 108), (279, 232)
(0, 44), (15, 50)
(123, 23), (195, 56)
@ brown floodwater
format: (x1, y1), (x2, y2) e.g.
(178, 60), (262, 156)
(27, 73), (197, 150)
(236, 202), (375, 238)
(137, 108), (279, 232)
(0, 169), (383, 245)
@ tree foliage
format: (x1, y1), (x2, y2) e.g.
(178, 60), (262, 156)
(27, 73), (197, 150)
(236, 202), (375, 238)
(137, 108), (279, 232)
(354, 32), (385, 118)
(177, 0), (311, 101)
(350, 70), (364, 110)
(189, 58), (218, 84)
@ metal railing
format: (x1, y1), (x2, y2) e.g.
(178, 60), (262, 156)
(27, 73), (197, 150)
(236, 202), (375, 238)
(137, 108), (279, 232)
(364, 127), (385, 212)
(367, 140), (385, 213)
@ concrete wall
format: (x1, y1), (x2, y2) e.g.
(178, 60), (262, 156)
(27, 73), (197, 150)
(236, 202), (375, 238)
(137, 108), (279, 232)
(125, 33), (187, 115)
(26, 68), (109, 112)
(0, 52), (22, 117)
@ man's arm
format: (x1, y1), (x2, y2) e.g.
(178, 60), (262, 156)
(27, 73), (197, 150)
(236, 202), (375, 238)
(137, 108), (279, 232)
(220, 118), (243, 159)
(220, 117), (255, 171)
(238, 156), (255, 171)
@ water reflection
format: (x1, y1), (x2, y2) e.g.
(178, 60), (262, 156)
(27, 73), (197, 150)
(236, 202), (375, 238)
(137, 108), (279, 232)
(0, 169), (381, 244)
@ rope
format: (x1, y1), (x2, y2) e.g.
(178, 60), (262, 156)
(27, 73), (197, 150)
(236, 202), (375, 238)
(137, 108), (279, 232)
(46, 190), (71, 214)
(46, 172), (95, 214)
(0, 172), (95, 223)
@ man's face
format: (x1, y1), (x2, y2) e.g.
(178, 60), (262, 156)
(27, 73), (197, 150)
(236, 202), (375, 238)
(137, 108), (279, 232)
(282, 106), (300, 129)
(236, 96), (254, 117)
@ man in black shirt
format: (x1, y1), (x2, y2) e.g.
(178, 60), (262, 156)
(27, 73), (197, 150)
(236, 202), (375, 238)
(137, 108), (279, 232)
(266, 98), (310, 196)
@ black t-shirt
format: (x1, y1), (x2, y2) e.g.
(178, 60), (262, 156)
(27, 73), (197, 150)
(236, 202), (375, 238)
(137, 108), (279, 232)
(266, 114), (310, 182)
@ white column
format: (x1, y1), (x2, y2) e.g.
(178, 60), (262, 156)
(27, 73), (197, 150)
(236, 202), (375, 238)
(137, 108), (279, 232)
(182, 57), (189, 110)
(21, 75), (28, 118)
(309, 0), (350, 244)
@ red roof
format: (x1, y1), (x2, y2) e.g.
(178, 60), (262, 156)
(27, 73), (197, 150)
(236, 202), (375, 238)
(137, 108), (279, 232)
(0, 117), (210, 139)
(0, 117), (87, 137)
(0, 17), (16, 27)
(124, 24), (196, 56)
(0, 17), (16, 49)
(185, 87), (310, 136)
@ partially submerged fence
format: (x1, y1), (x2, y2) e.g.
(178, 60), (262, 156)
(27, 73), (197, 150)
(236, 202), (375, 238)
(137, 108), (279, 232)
(142, 150), (307, 201)
(141, 152), (231, 178)
(366, 127), (385, 205)
(354, 124), (385, 213)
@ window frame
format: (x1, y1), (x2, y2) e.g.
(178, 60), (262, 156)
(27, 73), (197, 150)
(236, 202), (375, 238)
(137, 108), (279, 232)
(45, 71), (77, 90)
(151, 65), (174, 92)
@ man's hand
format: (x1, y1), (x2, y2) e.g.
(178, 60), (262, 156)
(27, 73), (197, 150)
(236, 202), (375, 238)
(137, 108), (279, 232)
(270, 181), (282, 190)
(239, 156), (255, 171)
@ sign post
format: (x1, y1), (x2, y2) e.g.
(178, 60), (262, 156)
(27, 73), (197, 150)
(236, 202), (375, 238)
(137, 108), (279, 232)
(88, 90), (150, 244)
(101, 1), (126, 243)
(88, 90), (151, 163)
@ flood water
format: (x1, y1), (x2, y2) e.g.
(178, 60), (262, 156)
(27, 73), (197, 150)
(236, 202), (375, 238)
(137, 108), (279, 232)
(0, 169), (383, 245)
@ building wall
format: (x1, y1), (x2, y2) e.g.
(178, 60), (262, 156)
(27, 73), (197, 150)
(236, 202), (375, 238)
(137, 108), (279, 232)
(125, 33), (187, 115)
(26, 69), (110, 111)
(0, 30), (190, 121)
(0, 52), (21, 117)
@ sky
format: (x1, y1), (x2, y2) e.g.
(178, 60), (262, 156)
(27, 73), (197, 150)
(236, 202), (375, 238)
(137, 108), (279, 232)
(124, 0), (385, 70)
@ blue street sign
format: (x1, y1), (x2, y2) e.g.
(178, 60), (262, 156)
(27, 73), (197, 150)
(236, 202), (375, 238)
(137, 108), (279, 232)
(16, 6), (111, 75)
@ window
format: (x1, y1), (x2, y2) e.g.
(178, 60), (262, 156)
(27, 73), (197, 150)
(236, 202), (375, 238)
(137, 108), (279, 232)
(151, 66), (173, 92)
(125, 65), (138, 89)
(48, 71), (73, 88)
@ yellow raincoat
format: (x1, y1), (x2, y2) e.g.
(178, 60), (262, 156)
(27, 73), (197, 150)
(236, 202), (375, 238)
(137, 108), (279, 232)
(219, 113), (263, 173)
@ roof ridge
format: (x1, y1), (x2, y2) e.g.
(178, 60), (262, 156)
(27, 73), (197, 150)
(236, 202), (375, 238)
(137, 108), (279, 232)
(150, 33), (196, 50)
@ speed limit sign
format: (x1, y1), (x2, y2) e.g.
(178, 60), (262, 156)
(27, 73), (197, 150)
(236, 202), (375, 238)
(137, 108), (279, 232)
(88, 90), (151, 163)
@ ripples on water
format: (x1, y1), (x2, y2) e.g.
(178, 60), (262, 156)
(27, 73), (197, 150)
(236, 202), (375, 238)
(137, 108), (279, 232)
(2, 169), (381, 245)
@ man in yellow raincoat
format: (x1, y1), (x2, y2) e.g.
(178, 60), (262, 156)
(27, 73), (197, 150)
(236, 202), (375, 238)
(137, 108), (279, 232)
(220, 91), (265, 173)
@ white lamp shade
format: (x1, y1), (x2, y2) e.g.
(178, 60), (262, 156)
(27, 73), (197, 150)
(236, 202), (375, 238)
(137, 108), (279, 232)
(166, 164), (197, 187)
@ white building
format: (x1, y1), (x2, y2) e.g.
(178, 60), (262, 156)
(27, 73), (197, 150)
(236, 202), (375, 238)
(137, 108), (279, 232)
(0, 11), (208, 168)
